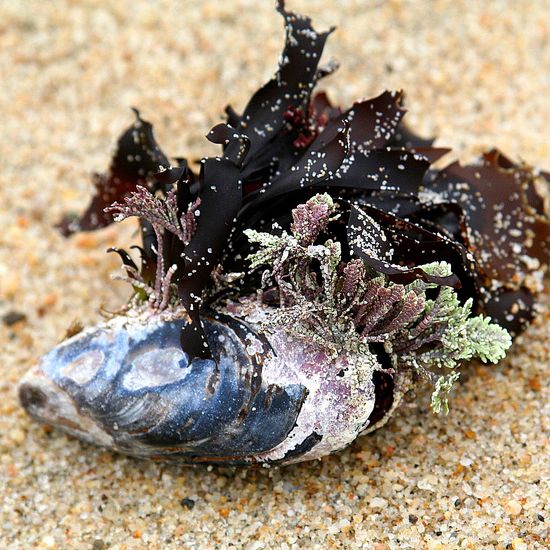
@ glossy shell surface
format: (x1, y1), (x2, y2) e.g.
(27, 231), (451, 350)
(19, 305), (402, 465)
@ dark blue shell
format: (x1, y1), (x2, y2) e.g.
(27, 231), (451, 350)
(20, 315), (313, 465)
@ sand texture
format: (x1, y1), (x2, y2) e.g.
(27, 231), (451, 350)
(1, 1), (549, 548)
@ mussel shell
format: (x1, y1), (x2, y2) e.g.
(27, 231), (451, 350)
(20, 307), (404, 466)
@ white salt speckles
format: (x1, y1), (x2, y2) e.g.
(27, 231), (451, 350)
(244, 333), (264, 356)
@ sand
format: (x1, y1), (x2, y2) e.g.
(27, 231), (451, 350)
(1, 1), (549, 548)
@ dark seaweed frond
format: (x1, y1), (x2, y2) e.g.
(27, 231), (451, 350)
(420, 150), (550, 334)
(58, 0), (550, 362)
(58, 109), (171, 236)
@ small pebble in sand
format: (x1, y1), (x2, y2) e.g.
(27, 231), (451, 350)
(505, 499), (523, 516)
(40, 535), (56, 549)
(511, 537), (528, 550)
(2, 310), (26, 326)
(8, 428), (26, 445)
(370, 497), (388, 509)
(180, 498), (196, 510)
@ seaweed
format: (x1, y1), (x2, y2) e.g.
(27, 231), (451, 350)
(245, 195), (511, 413)
(58, 109), (171, 236)
(58, 0), (549, 364)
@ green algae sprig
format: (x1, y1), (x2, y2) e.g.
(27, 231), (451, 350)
(245, 194), (511, 416)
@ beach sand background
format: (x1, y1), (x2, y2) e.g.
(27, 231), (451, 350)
(1, 1), (549, 548)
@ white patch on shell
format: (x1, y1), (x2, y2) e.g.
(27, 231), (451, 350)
(122, 348), (188, 390)
(61, 349), (104, 385)
(241, 304), (380, 464)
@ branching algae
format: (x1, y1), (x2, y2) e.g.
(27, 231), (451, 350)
(20, 2), (550, 466)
